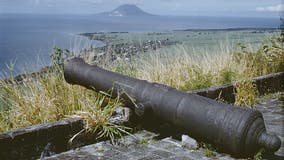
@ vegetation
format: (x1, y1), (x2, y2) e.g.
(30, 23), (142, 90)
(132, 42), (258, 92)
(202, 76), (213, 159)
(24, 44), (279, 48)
(233, 34), (284, 77)
(0, 48), (131, 142)
(0, 31), (283, 144)
(139, 138), (150, 145)
(50, 46), (73, 67)
(234, 80), (258, 107)
(198, 142), (217, 157)
(253, 149), (263, 160)
(113, 32), (283, 93)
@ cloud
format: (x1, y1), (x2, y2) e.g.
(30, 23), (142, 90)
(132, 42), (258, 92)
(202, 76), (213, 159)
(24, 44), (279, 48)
(256, 4), (284, 12)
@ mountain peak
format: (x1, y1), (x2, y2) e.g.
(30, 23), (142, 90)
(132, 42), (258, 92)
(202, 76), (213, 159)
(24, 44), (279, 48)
(108, 4), (152, 17)
(116, 4), (140, 10)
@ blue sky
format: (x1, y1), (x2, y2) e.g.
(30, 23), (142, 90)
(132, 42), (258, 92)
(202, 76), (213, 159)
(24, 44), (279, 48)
(0, 0), (283, 17)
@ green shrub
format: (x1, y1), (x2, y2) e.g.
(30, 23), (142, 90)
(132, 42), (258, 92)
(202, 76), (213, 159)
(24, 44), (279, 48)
(219, 68), (237, 84)
(180, 65), (213, 91)
(234, 80), (258, 107)
(233, 34), (284, 77)
(50, 46), (73, 67)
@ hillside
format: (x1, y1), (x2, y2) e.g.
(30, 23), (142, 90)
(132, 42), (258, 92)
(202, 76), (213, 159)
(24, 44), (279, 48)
(98, 4), (153, 17)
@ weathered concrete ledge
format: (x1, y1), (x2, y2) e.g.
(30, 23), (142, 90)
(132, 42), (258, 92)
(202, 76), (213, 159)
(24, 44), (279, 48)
(0, 118), (84, 160)
(45, 130), (237, 160)
(189, 72), (284, 103)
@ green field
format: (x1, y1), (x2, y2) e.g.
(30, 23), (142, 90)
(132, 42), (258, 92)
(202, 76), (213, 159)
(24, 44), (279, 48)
(82, 29), (279, 53)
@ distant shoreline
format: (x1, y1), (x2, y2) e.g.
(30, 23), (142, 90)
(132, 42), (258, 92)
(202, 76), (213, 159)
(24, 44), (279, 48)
(79, 27), (280, 35)
(173, 27), (280, 32)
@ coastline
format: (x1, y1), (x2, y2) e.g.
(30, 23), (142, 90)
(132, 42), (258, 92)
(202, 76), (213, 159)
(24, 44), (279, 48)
(1, 28), (280, 82)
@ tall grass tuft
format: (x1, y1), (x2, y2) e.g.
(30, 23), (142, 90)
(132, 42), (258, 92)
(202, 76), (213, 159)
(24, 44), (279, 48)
(0, 66), (123, 133)
(234, 80), (258, 107)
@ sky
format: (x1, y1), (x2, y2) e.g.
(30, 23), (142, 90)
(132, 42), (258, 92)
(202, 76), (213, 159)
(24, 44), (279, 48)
(0, 0), (283, 18)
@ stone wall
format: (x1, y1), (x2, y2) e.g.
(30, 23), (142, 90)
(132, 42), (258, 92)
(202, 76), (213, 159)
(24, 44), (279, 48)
(0, 118), (84, 160)
(190, 72), (284, 103)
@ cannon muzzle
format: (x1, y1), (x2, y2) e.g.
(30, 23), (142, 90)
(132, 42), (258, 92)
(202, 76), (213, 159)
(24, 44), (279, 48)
(64, 58), (281, 157)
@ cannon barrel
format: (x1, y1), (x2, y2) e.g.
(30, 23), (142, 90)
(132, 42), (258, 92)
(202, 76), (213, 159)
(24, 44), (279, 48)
(64, 58), (281, 157)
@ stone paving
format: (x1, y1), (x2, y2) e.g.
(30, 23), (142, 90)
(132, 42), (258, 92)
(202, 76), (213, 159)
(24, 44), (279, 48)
(44, 130), (236, 160)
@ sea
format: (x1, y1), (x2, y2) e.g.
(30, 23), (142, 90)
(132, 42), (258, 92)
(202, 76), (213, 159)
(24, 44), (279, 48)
(0, 14), (280, 77)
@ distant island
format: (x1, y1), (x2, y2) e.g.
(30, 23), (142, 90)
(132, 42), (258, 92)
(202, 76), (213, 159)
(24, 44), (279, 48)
(97, 4), (154, 17)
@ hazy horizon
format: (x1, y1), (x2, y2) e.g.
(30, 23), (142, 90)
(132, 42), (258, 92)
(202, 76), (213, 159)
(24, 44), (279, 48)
(1, 0), (283, 18)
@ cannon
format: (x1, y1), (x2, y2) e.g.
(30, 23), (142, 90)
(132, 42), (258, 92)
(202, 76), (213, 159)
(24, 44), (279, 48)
(64, 58), (281, 157)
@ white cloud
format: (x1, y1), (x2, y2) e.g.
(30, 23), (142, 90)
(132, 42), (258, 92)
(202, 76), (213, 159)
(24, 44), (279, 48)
(256, 4), (284, 12)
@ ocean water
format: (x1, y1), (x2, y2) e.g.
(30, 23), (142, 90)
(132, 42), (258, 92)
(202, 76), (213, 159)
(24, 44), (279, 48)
(0, 14), (280, 77)
(0, 14), (107, 77)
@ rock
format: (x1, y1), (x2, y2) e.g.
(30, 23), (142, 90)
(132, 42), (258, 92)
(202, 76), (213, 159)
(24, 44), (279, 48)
(45, 130), (237, 160)
(108, 107), (132, 125)
(181, 135), (198, 150)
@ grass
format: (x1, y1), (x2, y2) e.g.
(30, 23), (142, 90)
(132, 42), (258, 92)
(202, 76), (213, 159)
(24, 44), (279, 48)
(0, 31), (283, 143)
(253, 149), (263, 160)
(0, 65), (130, 140)
(198, 142), (217, 157)
(139, 138), (150, 145)
(0, 47), (126, 134)
(0, 47), (132, 142)
(234, 80), (258, 107)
